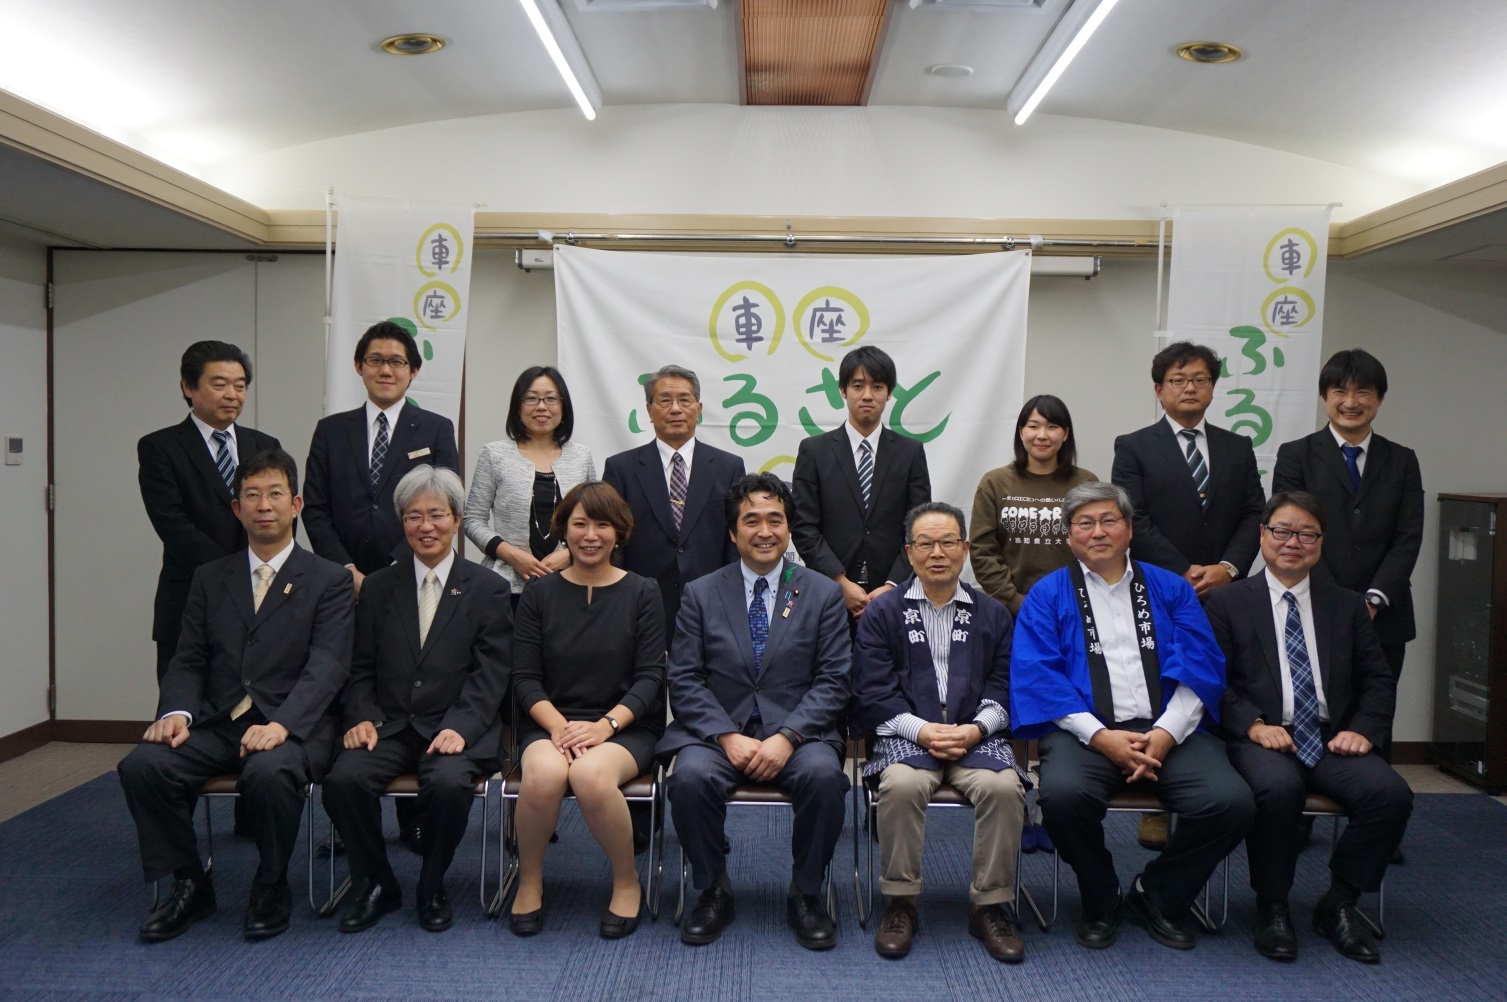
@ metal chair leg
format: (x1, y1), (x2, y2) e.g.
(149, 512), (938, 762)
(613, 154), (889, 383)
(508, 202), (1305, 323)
(674, 848), (689, 926)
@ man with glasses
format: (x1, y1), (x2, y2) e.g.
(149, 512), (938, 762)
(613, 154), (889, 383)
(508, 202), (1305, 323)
(851, 502), (1027, 962)
(1011, 482), (1254, 953)
(119, 449), (354, 942)
(304, 320), (458, 852)
(321, 466), (512, 934)
(1206, 491), (1410, 964)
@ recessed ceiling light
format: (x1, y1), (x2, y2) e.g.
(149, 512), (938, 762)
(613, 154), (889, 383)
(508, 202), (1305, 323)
(380, 33), (446, 56)
(1176, 41), (1241, 64)
(928, 63), (974, 78)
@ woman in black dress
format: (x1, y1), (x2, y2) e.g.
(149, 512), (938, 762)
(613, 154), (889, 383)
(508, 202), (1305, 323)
(509, 481), (665, 939)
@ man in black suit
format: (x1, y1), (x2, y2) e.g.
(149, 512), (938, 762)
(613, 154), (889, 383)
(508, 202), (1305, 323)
(321, 466), (512, 934)
(659, 474), (851, 950)
(793, 345), (931, 622)
(1272, 348), (1423, 765)
(138, 341), (280, 681)
(118, 449), (354, 942)
(603, 364), (746, 643)
(1112, 340), (1264, 849)
(1206, 491), (1411, 964)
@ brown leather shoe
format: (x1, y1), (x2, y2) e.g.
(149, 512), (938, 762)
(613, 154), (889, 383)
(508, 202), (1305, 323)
(873, 898), (918, 958)
(969, 903), (1025, 963)
(1137, 813), (1170, 850)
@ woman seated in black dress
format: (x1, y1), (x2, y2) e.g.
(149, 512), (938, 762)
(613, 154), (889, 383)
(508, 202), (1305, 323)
(509, 481), (666, 939)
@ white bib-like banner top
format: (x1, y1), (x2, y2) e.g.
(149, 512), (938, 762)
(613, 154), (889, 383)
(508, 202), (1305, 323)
(556, 246), (1030, 518)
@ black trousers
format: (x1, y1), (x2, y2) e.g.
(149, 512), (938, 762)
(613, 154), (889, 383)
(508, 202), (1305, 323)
(668, 740), (848, 897)
(1228, 741), (1411, 901)
(1377, 644), (1407, 762)
(1038, 727), (1256, 919)
(118, 714), (324, 885)
(321, 728), (495, 897)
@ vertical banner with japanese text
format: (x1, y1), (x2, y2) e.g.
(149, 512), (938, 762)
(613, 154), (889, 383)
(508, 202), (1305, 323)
(1166, 206), (1331, 488)
(327, 193), (474, 425)
(556, 246), (1030, 519)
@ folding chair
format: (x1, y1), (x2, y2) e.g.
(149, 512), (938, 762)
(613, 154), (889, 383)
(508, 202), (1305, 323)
(1302, 792), (1386, 937)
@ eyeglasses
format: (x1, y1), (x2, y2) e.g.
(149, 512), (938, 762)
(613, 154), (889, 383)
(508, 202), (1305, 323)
(909, 536), (963, 554)
(522, 394), (562, 408)
(1162, 376), (1213, 389)
(362, 355), (410, 371)
(403, 510), (456, 526)
(652, 395), (697, 409)
(1070, 515), (1125, 532)
(1263, 524), (1322, 546)
(239, 489), (291, 504)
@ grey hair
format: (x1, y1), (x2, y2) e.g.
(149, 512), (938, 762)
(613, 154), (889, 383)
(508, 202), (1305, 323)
(393, 465), (465, 519)
(1063, 481), (1134, 524)
(904, 500), (967, 541)
(643, 364), (701, 405)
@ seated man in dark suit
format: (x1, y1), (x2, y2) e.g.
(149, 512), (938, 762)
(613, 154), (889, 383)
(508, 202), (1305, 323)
(853, 502), (1027, 963)
(659, 473), (851, 950)
(321, 466), (512, 934)
(1206, 490), (1411, 964)
(1011, 481), (1255, 952)
(119, 449), (354, 942)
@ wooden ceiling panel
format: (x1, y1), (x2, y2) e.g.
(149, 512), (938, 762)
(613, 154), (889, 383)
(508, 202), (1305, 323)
(742, 0), (892, 106)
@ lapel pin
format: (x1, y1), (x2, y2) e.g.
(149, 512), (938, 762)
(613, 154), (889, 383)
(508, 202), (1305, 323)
(449, 588), (462, 596)
(283, 583), (293, 595)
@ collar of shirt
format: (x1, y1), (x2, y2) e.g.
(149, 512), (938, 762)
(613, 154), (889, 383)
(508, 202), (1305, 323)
(843, 420), (881, 460)
(247, 539), (296, 580)
(1079, 558), (1133, 596)
(1328, 424), (1372, 455)
(1164, 413), (1209, 442)
(190, 412), (236, 452)
(366, 398), (404, 446)
(414, 550), (456, 594)
(1265, 568), (1312, 610)
(740, 560), (782, 610)
(903, 577), (972, 609)
(655, 435), (696, 476)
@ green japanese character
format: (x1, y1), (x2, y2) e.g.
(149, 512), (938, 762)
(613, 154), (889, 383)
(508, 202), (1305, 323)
(1223, 389), (1272, 447)
(797, 366), (844, 437)
(888, 370), (951, 443)
(722, 374), (778, 447)
(626, 371), (655, 434)
(1220, 325), (1286, 378)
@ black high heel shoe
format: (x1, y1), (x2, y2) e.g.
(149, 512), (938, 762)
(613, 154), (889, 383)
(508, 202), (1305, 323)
(599, 882), (644, 940)
(509, 903), (545, 936)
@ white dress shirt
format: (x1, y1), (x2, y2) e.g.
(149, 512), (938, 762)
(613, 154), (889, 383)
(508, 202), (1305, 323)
(366, 399), (406, 463)
(844, 421), (881, 466)
(1266, 572), (1330, 726)
(1165, 414), (1210, 476)
(740, 560), (781, 620)
(414, 550), (456, 596)
(656, 435), (697, 492)
(189, 412), (238, 470)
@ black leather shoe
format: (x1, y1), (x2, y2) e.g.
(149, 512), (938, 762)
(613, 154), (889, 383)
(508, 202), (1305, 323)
(1124, 880), (1195, 950)
(337, 878), (400, 933)
(417, 888), (453, 932)
(681, 886), (735, 945)
(1074, 893), (1122, 949)
(600, 883), (643, 940)
(786, 891), (836, 951)
(1314, 901), (1379, 963)
(140, 875), (216, 942)
(1253, 901), (1297, 960)
(244, 879), (292, 940)
(399, 824), (424, 856)
(508, 904), (544, 937)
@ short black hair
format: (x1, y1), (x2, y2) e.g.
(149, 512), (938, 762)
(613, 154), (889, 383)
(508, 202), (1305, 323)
(1011, 393), (1079, 478)
(353, 320), (422, 371)
(724, 472), (795, 533)
(234, 448), (299, 497)
(179, 341), (252, 406)
(1263, 490), (1326, 532)
(1150, 341), (1221, 385)
(838, 345), (897, 392)
(1317, 348), (1387, 400)
(505, 366), (574, 445)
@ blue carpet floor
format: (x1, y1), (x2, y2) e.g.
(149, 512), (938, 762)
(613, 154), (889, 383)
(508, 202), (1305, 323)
(0, 774), (1503, 1000)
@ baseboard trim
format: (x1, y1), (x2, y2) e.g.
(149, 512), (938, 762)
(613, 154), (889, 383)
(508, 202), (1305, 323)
(0, 721), (53, 764)
(1393, 741), (1428, 765)
(52, 720), (150, 744)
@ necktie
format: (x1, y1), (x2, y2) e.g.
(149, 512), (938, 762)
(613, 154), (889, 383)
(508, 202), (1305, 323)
(211, 429), (235, 491)
(1282, 591), (1324, 768)
(1340, 443), (1363, 491)
(232, 564), (276, 720)
(669, 451), (688, 533)
(418, 571), (439, 646)
(857, 440), (874, 511)
(1181, 429), (1209, 510)
(749, 577), (770, 675)
(370, 412), (389, 488)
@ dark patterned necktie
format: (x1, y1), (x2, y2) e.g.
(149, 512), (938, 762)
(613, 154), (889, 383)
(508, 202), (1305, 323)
(749, 577), (769, 675)
(857, 440), (874, 511)
(1340, 443), (1363, 491)
(370, 412), (389, 488)
(211, 430), (235, 491)
(1283, 591), (1324, 768)
(1181, 429), (1209, 510)
(669, 451), (688, 533)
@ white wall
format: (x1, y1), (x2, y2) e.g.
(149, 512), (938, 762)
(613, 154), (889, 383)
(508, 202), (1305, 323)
(0, 234), (51, 738)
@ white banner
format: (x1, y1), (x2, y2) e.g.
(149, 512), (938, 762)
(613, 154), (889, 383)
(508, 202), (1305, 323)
(556, 247), (1030, 517)
(327, 194), (474, 424)
(1166, 206), (1332, 487)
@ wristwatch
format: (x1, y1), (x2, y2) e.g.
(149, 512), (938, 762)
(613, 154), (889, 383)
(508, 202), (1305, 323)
(776, 726), (803, 746)
(973, 721), (989, 740)
(1366, 593), (1385, 609)
(603, 715), (620, 734)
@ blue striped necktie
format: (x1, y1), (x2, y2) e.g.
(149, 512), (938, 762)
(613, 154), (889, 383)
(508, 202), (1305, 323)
(370, 412), (389, 488)
(749, 577), (769, 675)
(211, 430), (235, 491)
(1181, 429), (1209, 510)
(857, 440), (874, 511)
(1283, 591), (1324, 767)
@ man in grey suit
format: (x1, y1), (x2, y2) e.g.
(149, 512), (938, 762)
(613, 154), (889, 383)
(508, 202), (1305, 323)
(659, 473), (851, 950)
(119, 449), (354, 943)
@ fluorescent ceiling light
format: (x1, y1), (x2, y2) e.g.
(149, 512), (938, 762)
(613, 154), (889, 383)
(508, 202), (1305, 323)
(1007, 0), (1120, 126)
(517, 0), (602, 121)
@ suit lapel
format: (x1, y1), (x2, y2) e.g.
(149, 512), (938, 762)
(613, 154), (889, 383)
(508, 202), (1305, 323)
(373, 407), (418, 497)
(637, 443), (679, 541)
(179, 418), (233, 503)
(831, 429), (867, 518)
(760, 562), (798, 667)
(1310, 577), (1338, 704)
(395, 562), (423, 662)
(225, 553), (256, 629)
(1355, 434), (1391, 505)
(719, 565), (757, 678)
(1314, 431), (1357, 500)
(1151, 421), (1201, 508)
(869, 429), (901, 519)
(252, 546), (307, 628)
(418, 557), (466, 660)
(341, 408), (375, 499)
(679, 443), (719, 539)
(1252, 571), (1283, 693)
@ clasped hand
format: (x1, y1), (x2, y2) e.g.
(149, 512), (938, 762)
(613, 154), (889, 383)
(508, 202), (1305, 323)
(718, 731), (793, 782)
(553, 719), (612, 759)
(1090, 727), (1173, 782)
(917, 722), (981, 761)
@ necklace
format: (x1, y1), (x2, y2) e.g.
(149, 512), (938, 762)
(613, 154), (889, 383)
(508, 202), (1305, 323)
(531, 473), (561, 541)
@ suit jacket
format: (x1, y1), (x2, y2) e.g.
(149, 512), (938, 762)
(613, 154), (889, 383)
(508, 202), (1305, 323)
(138, 417), (281, 642)
(792, 426), (930, 588)
(603, 439), (745, 640)
(1111, 420), (1264, 576)
(339, 557), (512, 761)
(1272, 429), (1423, 645)
(657, 560), (851, 758)
(302, 404), (460, 574)
(1206, 570), (1396, 747)
(158, 544), (354, 775)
